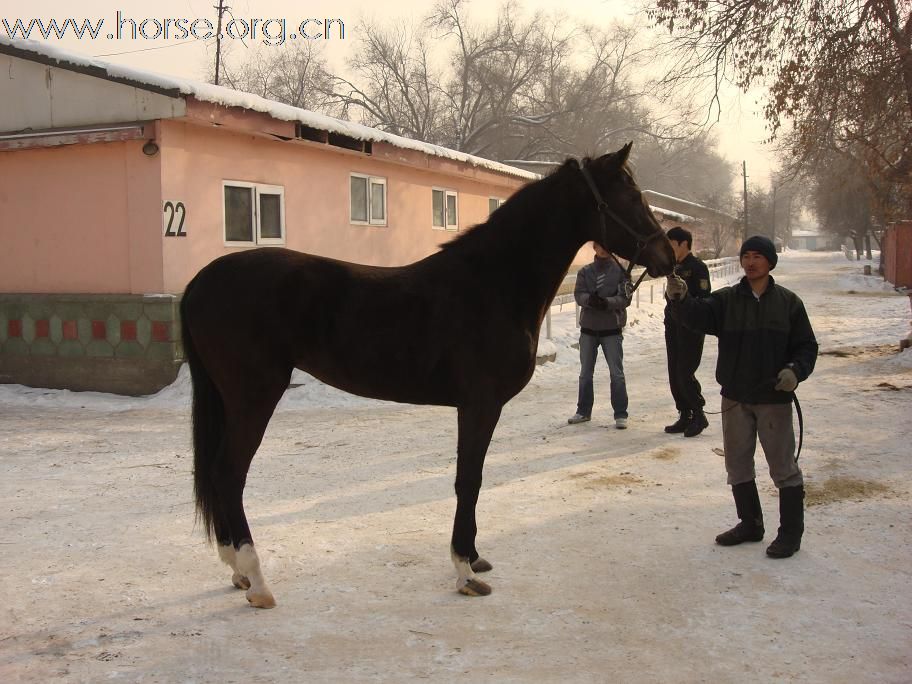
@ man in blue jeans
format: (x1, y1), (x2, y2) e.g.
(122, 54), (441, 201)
(568, 243), (632, 429)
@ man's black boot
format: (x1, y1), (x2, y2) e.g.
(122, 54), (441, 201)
(684, 409), (709, 437)
(715, 480), (765, 546)
(664, 410), (691, 433)
(766, 485), (805, 558)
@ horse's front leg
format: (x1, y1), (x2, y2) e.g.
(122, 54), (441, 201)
(451, 402), (502, 596)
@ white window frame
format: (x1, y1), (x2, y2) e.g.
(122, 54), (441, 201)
(432, 187), (458, 231)
(222, 181), (286, 247)
(488, 197), (505, 214)
(349, 173), (388, 226)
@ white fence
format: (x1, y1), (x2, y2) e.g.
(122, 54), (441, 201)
(544, 256), (741, 339)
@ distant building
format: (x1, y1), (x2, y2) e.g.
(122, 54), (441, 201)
(787, 229), (841, 251)
(642, 190), (738, 258)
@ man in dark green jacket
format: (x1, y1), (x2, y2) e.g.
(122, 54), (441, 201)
(666, 235), (818, 558)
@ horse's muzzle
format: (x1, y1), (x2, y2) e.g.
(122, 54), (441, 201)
(644, 237), (676, 277)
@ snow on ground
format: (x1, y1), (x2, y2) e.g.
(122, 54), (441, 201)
(1, 252), (910, 682)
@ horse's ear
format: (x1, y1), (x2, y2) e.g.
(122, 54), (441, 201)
(618, 141), (633, 164)
(593, 142), (633, 170)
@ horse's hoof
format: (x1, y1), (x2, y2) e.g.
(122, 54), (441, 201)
(471, 558), (493, 573)
(458, 578), (492, 597)
(232, 573), (251, 590)
(246, 589), (277, 609)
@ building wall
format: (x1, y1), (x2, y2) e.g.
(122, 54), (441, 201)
(884, 221), (912, 288)
(0, 137), (164, 294)
(0, 54), (185, 132)
(787, 234), (841, 251)
(158, 120), (527, 292)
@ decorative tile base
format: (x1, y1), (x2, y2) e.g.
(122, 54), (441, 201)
(0, 293), (183, 395)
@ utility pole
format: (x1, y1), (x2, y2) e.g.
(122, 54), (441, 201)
(771, 183), (777, 243)
(742, 161), (749, 240)
(214, 1), (226, 85)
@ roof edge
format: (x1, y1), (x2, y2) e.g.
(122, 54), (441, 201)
(0, 37), (539, 182)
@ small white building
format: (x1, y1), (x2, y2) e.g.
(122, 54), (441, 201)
(787, 229), (841, 251)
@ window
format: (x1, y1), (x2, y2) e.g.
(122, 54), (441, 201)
(350, 173), (387, 225)
(432, 188), (458, 230)
(488, 197), (505, 214)
(223, 181), (285, 245)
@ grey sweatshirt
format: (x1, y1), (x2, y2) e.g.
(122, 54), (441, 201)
(573, 256), (630, 332)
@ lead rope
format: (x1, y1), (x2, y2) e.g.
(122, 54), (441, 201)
(703, 382), (804, 463)
(793, 394), (804, 462)
(607, 252), (638, 298)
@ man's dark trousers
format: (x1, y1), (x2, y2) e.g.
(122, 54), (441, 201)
(665, 321), (705, 411)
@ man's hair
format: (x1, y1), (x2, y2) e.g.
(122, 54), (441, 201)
(666, 226), (692, 249)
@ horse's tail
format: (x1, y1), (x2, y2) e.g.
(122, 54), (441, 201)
(181, 280), (223, 543)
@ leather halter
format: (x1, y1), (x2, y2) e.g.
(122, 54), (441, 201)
(578, 161), (662, 294)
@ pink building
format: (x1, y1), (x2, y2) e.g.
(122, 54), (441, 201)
(0, 39), (538, 394)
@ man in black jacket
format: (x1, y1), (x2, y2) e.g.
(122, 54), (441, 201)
(666, 235), (818, 558)
(663, 226), (712, 437)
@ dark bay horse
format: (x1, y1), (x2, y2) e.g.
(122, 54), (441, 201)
(181, 142), (675, 608)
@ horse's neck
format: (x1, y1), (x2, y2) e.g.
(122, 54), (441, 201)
(472, 212), (585, 326)
(516, 230), (582, 299)
(508, 197), (586, 293)
(432, 172), (589, 328)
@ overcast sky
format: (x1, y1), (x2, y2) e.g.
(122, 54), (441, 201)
(8, 0), (777, 187)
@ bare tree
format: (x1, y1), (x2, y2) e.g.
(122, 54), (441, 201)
(325, 22), (446, 141)
(211, 2), (737, 214)
(427, 0), (555, 155)
(704, 219), (741, 258)
(648, 0), (912, 214)
(214, 41), (334, 111)
(634, 131), (734, 202)
(810, 150), (878, 256)
(690, 188), (740, 257)
(511, 22), (665, 160)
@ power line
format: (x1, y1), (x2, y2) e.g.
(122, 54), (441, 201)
(93, 40), (211, 58)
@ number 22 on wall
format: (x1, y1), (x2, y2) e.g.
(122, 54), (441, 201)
(163, 201), (187, 237)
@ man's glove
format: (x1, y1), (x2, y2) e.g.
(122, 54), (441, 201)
(665, 275), (687, 301)
(588, 294), (608, 310)
(774, 367), (798, 392)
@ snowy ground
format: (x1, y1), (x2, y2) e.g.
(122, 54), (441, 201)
(1, 252), (910, 683)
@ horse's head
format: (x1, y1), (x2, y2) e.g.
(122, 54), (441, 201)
(577, 143), (675, 278)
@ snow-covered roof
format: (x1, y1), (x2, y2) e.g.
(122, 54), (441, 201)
(643, 189), (737, 222)
(645, 189), (709, 211)
(651, 206), (696, 223)
(0, 37), (539, 181)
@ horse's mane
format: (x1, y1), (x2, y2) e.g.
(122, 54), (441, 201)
(438, 158), (580, 256)
(437, 152), (639, 258)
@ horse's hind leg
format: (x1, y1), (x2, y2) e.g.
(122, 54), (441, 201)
(202, 498), (249, 590)
(216, 536), (250, 590)
(215, 371), (290, 608)
(218, 418), (277, 607)
(451, 402), (502, 597)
